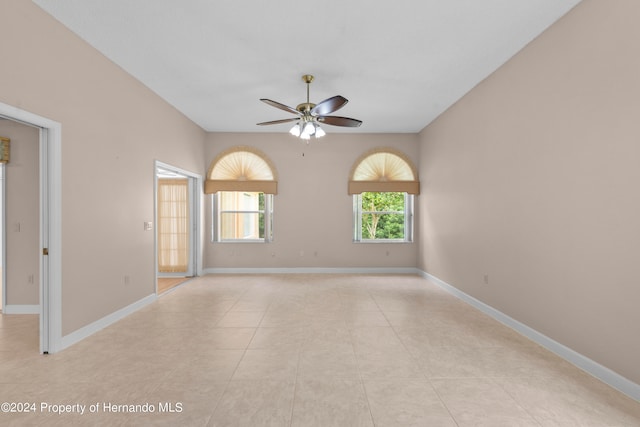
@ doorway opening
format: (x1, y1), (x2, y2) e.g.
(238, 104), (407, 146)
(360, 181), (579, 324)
(0, 122), (40, 321)
(0, 102), (62, 354)
(0, 160), (4, 313)
(155, 161), (201, 295)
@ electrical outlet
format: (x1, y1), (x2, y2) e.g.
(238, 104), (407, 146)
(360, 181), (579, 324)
(123, 275), (130, 285)
(483, 274), (489, 285)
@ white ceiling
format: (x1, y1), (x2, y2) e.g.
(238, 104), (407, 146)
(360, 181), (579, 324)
(33, 0), (581, 134)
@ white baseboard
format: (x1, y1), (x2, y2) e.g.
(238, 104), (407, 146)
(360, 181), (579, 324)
(419, 270), (640, 402)
(59, 294), (156, 351)
(203, 267), (421, 275)
(3, 304), (39, 314)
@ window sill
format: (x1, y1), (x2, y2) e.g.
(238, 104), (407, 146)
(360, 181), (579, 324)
(215, 240), (270, 244)
(353, 240), (411, 244)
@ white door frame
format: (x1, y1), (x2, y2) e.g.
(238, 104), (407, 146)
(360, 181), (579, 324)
(154, 161), (202, 289)
(1, 163), (5, 313)
(0, 101), (62, 354)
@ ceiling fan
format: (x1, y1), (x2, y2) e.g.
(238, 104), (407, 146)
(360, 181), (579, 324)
(257, 74), (362, 140)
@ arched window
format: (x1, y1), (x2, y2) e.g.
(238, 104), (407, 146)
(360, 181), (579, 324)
(348, 148), (419, 195)
(349, 148), (419, 242)
(206, 146), (278, 242)
(205, 146), (278, 194)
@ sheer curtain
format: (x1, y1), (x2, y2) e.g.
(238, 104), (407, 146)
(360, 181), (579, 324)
(158, 178), (189, 273)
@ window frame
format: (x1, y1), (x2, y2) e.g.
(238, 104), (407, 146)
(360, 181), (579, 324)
(353, 192), (413, 243)
(212, 191), (273, 243)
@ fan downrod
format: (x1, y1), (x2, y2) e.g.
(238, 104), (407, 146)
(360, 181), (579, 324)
(297, 74), (316, 113)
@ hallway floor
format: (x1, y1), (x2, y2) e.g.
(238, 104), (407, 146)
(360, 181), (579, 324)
(158, 276), (192, 294)
(1, 274), (638, 426)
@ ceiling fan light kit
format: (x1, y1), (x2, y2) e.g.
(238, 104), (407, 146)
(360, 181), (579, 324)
(257, 74), (362, 143)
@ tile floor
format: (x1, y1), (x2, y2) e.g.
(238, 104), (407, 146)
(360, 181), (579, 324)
(0, 274), (639, 426)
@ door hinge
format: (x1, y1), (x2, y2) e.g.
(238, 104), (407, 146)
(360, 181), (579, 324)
(43, 248), (49, 256)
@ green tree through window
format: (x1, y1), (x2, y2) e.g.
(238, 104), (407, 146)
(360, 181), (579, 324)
(360, 192), (405, 239)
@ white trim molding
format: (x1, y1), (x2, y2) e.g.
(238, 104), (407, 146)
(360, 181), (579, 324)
(59, 294), (156, 351)
(419, 270), (640, 402)
(3, 305), (40, 315)
(204, 267), (420, 275)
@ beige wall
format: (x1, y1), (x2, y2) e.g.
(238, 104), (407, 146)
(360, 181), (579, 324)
(0, 0), (206, 334)
(418, 0), (640, 383)
(0, 120), (40, 306)
(204, 133), (419, 269)
(3, 0), (635, 388)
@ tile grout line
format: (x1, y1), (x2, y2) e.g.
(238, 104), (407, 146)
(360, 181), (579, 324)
(288, 277), (312, 427)
(374, 284), (463, 427)
(204, 280), (259, 425)
(492, 376), (545, 427)
(349, 284), (380, 427)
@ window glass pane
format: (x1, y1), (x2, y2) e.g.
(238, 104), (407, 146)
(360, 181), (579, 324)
(216, 191), (271, 242)
(360, 192), (405, 240)
(362, 213), (405, 239)
(220, 212), (264, 240)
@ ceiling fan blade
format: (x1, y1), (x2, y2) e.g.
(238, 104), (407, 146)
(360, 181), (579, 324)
(260, 99), (300, 115)
(311, 95), (348, 116)
(256, 118), (300, 126)
(318, 115), (363, 127)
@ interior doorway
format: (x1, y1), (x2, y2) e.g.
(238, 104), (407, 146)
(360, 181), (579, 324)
(0, 160), (4, 312)
(0, 103), (62, 355)
(155, 161), (201, 294)
(0, 121), (40, 318)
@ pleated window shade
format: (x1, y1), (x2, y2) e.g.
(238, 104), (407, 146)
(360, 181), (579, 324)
(205, 146), (278, 194)
(348, 148), (420, 195)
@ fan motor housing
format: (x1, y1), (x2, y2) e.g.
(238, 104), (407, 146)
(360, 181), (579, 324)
(296, 102), (316, 114)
